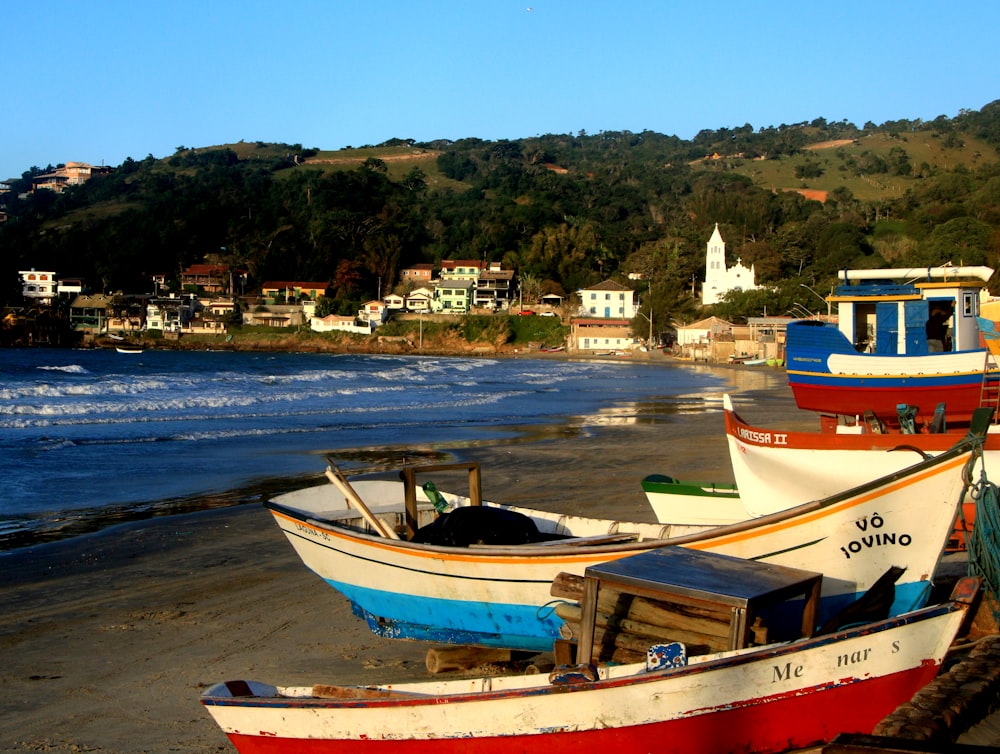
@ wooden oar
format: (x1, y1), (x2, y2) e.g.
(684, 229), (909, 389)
(324, 465), (400, 540)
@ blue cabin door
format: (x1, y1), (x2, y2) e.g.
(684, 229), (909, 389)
(874, 303), (899, 354)
(903, 301), (928, 354)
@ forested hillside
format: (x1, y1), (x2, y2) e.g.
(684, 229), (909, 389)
(3, 100), (1000, 325)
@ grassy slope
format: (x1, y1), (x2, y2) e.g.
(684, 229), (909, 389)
(695, 130), (1000, 202)
(47, 131), (1000, 231)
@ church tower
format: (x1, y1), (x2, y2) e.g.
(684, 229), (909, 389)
(702, 223), (728, 305)
(701, 223), (758, 306)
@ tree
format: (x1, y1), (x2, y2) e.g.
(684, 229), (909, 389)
(518, 272), (543, 306)
(911, 217), (994, 266)
(361, 233), (402, 295)
(314, 295), (335, 318)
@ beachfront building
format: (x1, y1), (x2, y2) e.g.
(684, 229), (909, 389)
(434, 279), (475, 313)
(19, 269), (58, 305)
(578, 280), (637, 319)
(383, 293), (405, 310)
(475, 264), (516, 310)
(107, 294), (149, 333)
(68, 294), (113, 334)
(311, 313), (375, 335)
(569, 318), (636, 352)
(242, 304), (307, 328)
(146, 294), (199, 333)
(359, 300), (387, 325)
(674, 316), (736, 362)
(701, 223), (759, 306)
(405, 288), (435, 312)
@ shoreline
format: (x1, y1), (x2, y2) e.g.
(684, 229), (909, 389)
(1, 352), (785, 555)
(1, 370), (808, 753)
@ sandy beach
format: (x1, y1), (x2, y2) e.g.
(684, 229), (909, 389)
(0, 369), (837, 753)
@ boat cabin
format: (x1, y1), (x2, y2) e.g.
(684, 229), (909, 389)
(827, 266), (993, 355)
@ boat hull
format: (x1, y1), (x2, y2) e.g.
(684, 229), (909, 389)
(724, 394), (996, 517)
(788, 377), (987, 425)
(785, 319), (996, 426)
(639, 475), (741, 526)
(202, 600), (968, 754)
(268, 442), (973, 650)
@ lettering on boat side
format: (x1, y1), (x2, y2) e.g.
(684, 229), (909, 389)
(773, 642), (890, 682)
(772, 662), (804, 682)
(840, 512), (911, 559)
(735, 427), (789, 446)
(836, 647), (872, 667)
(294, 521), (331, 541)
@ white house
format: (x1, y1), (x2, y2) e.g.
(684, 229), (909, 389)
(578, 280), (637, 319)
(146, 294), (199, 332)
(674, 316), (734, 347)
(701, 224), (759, 306)
(674, 315), (735, 362)
(19, 269), (58, 304)
(570, 318), (636, 352)
(311, 314), (374, 335)
(405, 288), (435, 312)
(359, 299), (387, 325)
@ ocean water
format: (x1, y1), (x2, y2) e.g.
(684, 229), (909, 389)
(0, 348), (729, 550)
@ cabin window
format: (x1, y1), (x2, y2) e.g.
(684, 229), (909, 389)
(964, 292), (976, 317)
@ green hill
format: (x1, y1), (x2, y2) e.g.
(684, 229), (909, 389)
(4, 101), (1000, 327)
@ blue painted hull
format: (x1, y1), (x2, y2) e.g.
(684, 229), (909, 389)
(785, 319), (995, 424)
(328, 577), (934, 651)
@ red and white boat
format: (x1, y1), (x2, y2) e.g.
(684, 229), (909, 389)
(645, 394), (993, 544)
(200, 566), (979, 754)
(784, 266), (999, 430)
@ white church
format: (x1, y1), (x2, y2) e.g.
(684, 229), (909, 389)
(701, 223), (759, 306)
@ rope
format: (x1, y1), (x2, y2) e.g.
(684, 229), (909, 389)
(966, 437), (1000, 624)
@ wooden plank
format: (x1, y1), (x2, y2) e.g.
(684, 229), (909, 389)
(311, 684), (427, 700)
(399, 466), (420, 540)
(325, 466), (399, 540)
(534, 532), (639, 547)
(595, 591), (732, 639)
(470, 533), (640, 549)
(424, 646), (512, 674)
(556, 603), (724, 657)
(551, 571), (584, 600)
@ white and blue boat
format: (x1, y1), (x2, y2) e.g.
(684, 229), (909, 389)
(786, 265), (998, 429)
(264, 434), (980, 651)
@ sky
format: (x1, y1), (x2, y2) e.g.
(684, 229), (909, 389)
(3, 0), (999, 181)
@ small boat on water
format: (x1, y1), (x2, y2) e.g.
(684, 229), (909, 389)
(115, 345), (143, 354)
(264, 431), (980, 651)
(785, 266), (999, 429)
(200, 552), (981, 754)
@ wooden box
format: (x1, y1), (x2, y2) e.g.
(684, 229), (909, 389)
(576, 547), (822, 664)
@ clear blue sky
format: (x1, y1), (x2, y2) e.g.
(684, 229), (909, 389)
(3, 0), (998, 181)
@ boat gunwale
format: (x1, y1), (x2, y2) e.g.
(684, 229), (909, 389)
(200, 599), (965, 710)
(263, 435), (976, 558)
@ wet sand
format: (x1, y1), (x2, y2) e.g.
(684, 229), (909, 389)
(0, 368), (821, 753)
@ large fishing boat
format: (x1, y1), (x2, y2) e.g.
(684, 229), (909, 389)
(785, 266), (999, 429)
